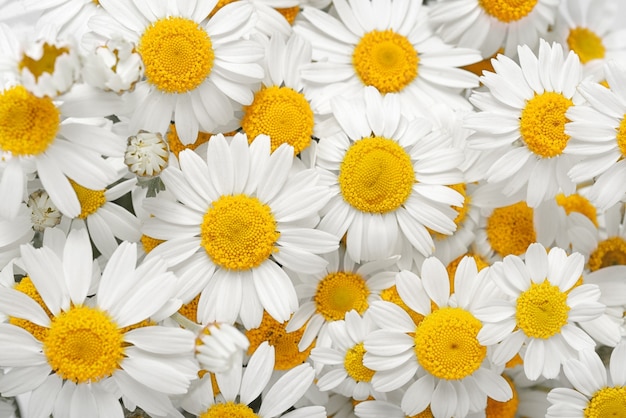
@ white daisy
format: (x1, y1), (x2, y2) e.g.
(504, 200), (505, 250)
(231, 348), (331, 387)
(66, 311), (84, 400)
(142, 133), (338, 329)
(90, 0), (264, 144)
(465, 40), (586, 208)
(294, 0), (481, 116)
(476, 243), (605, 380)
(0, 226), (198, 417)
(581, 203), (626, 272)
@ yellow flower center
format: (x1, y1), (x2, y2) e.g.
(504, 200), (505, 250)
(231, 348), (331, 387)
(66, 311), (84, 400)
(516, 280), (570, 339)
(166, 123), (216, 158)
(44, 305), (124, 383)
(339, 136), (414, 214)
(140, 234), (165, 254)
(616, 116), (626, 157)
(0, 85), (59, 156)
(584, 387), (626, 418)
(69, 179), (106, 219)
(446, 253), (490, 293)
(477, 0), (538, 23)
(200, 402), (259, 418)
(567, 27), (605, 64)
(555, 193), (598, 226)
(588, 237), (626, 272)
(315, 271), (369, 321)
(486, 375), (519, 418)
(352, 30), (418, 93)
(200, 194), (279, 271)
(138, 17), (214, 94)
(519, 92), (574, 158)
(486, 201), (536, 257)
(242, 86), (314, 154)
(344, 342), (375, 382)
(178, 293), (201, 323)
(276, 6), (300, 25)
(19, 43), (70, 81)
(9, 277), (52, 341)
(463, 49), (502, 77)
(414, 307), (486, 380)
(246, 311), (314, 370)
(381, 285), (426, 327)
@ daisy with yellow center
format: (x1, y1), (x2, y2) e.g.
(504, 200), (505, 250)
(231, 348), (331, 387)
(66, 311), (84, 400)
(475, 243), (605, 380)
(91, 0), (264, 145)
(465, 40), (584, 208)
(363, 256), (511, 417)
(142, 133), (337, 329)
(294, 0), (480, 116)
(0, 227), (198, 417)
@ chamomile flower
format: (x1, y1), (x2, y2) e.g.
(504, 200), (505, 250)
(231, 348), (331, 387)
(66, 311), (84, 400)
(465, 40), (585, 208)
(142, 133), (338, 329)
(90, 0), (264, 145)
(0, 227), (198, 418)
(565, 61), (626, 209)
(584, 203), (626, 272)
(316, 86), (465, 262)
(429, 0), (559, 58)
(294, 0), (480, 116)
(476, 243), (605, 380)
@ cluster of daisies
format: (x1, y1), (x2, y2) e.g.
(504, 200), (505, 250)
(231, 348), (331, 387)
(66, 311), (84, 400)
(0, 0), (625, 416)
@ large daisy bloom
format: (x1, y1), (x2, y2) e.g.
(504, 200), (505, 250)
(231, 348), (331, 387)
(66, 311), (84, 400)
(363, 256), (511, 418)
(0, 227), (198, 417)
(90, 0), (264, 144)
(465, 40), (584, 208)
(294, 0), (481, 115)
(142, 133), (338, 329)
(476, 243), (606, 380)
(547, 341), (626, 418)
(316, 86), (465, 262)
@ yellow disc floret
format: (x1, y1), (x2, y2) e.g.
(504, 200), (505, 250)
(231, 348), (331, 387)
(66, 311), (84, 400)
(516, 279), (570, 339)
(138, 17), (214, 94)
(414, 307), (486, 380)
(381, 285), (426, 327)
(617, 116), (626, 157)
(477, 0), (538, 23)
(519, 92), (574, 158)
(166, 123), (215, 158)
(44, 305), (124, 383)
(242, 86), (314, 154)
(69, 179), (106, 219)
(178, 293), (201, 323)
(315, 271), (369, 321)
(9, 276), (52, 341)
(486, 375), (519, 418)
(200, 402), (259, 418)
(486, 201), (536, 257)
(339, 136), (414, 214)
(276, 6), (300, 25)
(344, 343), (375, 382)
(201, 194), (279, 270)
(352, 30), (418, 93)
(0, 85), (59, 156)
(140, 234), (165, 254)
(567, 27), (605, 64)
(19, 43), (70, 81)
(555, 193), (598, 226)
(588, 237), (626, 271)
(584, 387), (626, 418)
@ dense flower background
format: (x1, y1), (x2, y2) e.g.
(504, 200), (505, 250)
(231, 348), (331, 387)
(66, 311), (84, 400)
(0, 0), (625, 416)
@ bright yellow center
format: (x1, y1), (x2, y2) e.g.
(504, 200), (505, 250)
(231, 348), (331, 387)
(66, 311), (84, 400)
(315, 271), (369, 321)
(414, 307), (486, 380)
(339, 136), (414, 214)
(477, 0), (538, 22)
(616, 117), (626, 157)
(200, 402), (259, 418)
(486, 375), (519, 418)
(381, 285), (426, 327)
(69, 179), (106, 219)
(242, 86), (314, 154)
(19, 43), (70, 81)
(588, 237), (626, 272)
(44, 305), (124, 383)
(516, 280), (570, 339)
(138, 17), (214, 94)
(9, 277), (51, 342)
(584, 387), (626, 418)
(486, 201), (536, 257)
(166, 123), (216, 158)
(567, 27), (605, 64)
(446, 253), (490, 293)
(140, 234), (165, 254)
(344, 342), (375, 382)
(352, 30), (418, 93)
(200, 194), (279, 271)
(555, 193), (598, 226)
(519, 92), (574, 158)
(246, 312), (314, 370)
(276, 6), (300, 25)
(0, 85), (59, 156)
(178, 293), (201, 323)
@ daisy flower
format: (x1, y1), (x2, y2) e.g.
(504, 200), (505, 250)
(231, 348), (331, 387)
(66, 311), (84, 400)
(142, 133), (338, 329)
(476, 243), (605, 380)
(363, 256), (511, 418)
(294, 0), (481, 116)
(465, 40), (585, 208)
(428, 0), (559, 58)
(584, 203), (626, 272)
(0, 227), (198, 417)
(90, 0), (264, 144)
(547, 341), (626, 418)
(315, 86), (465, 262)
(565, 61), (626, 209)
